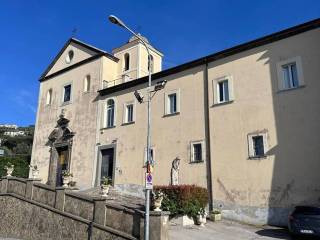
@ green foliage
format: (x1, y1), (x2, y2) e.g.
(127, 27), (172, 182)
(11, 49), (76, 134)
(154, 185), (209, 219)
(0, 156), (30, 178)
(61, 170), (73, 177)
(211, 209), (221, 214)
(101, 176), (112, 185)
(1, 146), (12, 156)
(1, 135), (33, 156)
(14, 142), (30, 154)
(0, 126), (34, 178)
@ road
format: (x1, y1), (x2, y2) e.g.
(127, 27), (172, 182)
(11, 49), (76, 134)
(169, 220), (311, 240)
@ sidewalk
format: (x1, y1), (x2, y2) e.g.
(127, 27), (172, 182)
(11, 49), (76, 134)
(169, 220), (292, 240)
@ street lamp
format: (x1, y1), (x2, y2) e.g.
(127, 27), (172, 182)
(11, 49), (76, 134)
(108, 14), (153, 240)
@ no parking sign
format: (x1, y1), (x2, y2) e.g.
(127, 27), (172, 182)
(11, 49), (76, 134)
(145, 173), (153, 190)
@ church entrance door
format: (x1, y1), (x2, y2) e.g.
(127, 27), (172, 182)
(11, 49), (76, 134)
(56, 146), (70, 186)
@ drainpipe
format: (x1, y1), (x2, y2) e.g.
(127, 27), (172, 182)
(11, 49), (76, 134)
(203, 59), (213, 211)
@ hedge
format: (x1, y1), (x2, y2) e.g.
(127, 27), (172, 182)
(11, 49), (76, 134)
(154, 185), (209, 218)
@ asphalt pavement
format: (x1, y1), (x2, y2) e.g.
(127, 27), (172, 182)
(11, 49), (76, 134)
(169, 219), (294, 240)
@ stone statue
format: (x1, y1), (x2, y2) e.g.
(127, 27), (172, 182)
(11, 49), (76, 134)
(171, 157), (180, 185)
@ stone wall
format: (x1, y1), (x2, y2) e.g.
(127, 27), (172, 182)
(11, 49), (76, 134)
(32, 183), (56, 207)
(0, 177), (169, 240)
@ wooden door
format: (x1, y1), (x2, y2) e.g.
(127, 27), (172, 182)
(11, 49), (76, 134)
(56, 146), (69, 186)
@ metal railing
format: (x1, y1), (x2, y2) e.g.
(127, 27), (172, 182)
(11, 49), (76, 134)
(102, 74), (132, 89)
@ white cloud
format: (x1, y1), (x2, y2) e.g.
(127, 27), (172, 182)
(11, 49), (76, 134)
(12, 89), (37, 114)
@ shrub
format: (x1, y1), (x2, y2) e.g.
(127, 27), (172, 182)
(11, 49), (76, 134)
(154, 185), (209, 219)
(0, 156), (30, 178)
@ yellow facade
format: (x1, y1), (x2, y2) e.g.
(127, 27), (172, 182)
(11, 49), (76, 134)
(31, 20), (320, 226)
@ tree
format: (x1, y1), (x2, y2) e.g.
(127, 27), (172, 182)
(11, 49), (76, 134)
(0, 156), (30, 177)
(0, 125), (34, 178)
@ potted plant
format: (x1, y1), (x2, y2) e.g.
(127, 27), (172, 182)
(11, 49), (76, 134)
(29, 164), (39, 178)
(100, 176), (112, 197)
(154, 185), (209, 226)
(62, 170), (73, 188)
(195, 208), (207, 226)
(210, 209), (222, 221)
(4, 162), (14, 177)
(152, 190), (164, 211)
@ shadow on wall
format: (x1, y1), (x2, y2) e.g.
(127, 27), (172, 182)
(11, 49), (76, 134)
(257, 32), (320, 226)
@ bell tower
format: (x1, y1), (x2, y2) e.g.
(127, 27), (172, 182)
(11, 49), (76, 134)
(112, 34), (163, 82)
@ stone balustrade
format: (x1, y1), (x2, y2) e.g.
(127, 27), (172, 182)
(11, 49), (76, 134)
(0, 177), (169, 240)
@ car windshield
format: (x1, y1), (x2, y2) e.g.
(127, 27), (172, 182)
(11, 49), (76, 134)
(294, 206), (320, 215)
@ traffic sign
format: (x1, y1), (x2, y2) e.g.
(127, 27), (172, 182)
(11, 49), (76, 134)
(145, 173), (153, 190)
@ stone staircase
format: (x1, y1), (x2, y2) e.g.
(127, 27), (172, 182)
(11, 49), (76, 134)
(0, 177), (170, 240)
(79, 185), (145, 210)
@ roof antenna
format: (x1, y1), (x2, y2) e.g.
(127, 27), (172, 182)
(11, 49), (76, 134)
(71, 27), (78, 38)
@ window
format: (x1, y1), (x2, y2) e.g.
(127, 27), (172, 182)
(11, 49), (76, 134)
(106, 99), (115, 128)
(124, 53), (130, 71)
(190, 141), (205, 163)
(168, 93), (177, 114)
(144, 147), (155, 165)
(165, 90), (180, 115)
(282, 63), (299, 89)
(84, 75), (91, 92)
(65, 50), (74, 64)
(123, 102), (135, 124)
(193, 144), (202, 161)
(46, 89), (52, 105)
(63, 84), (72, 103)
(217, 80), (229, 103)
(213, 76), (234, 105)
(277, 56), (304, 91)
(248, 132), (268, 158)
(252, 136), (264, 157)
(126, 104), (134, 122)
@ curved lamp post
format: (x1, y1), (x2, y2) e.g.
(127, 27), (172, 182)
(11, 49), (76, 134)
(108, 15), (153, 240)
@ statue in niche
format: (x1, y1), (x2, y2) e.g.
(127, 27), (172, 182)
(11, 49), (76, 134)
(46, 110), (74, 147)
(171, 157), (180, 185)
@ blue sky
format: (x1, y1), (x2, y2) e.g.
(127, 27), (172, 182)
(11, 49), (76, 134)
(0, 0), (319, 126)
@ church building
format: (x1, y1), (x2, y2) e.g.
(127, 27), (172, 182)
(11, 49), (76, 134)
(31, 18), (320, 226)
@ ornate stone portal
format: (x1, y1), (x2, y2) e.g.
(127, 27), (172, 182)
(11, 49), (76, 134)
(170, 157), (180, 185)
(47, 112), (74, 186)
